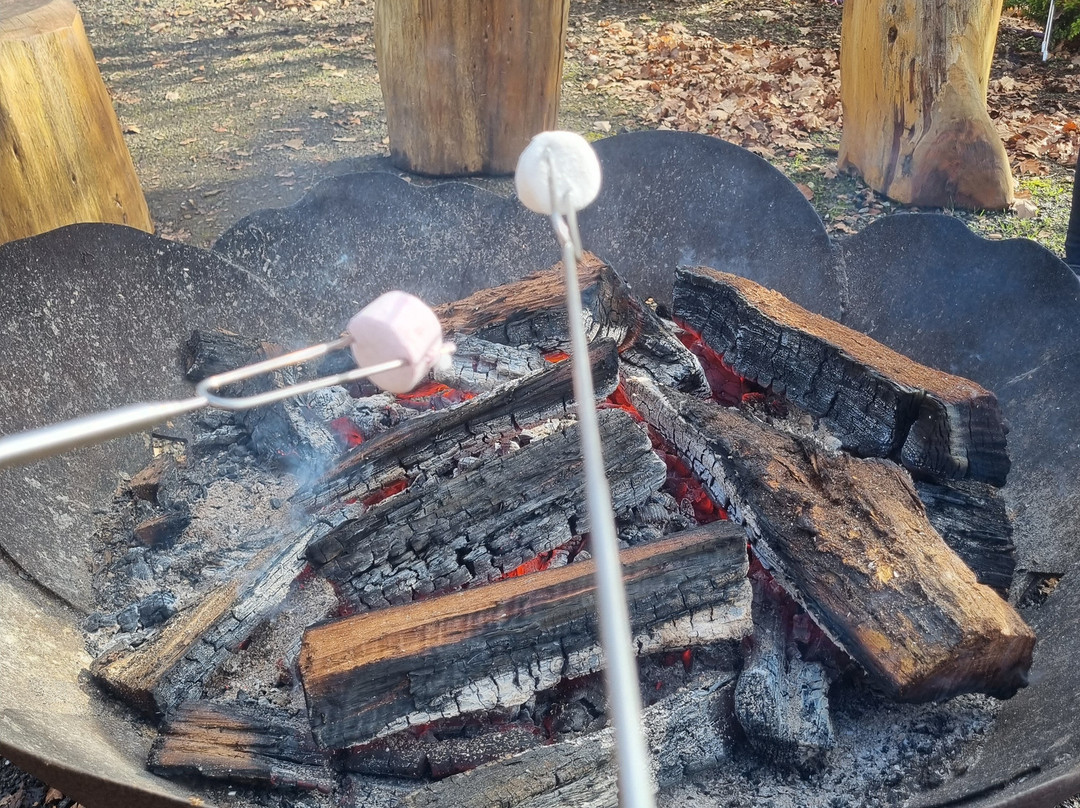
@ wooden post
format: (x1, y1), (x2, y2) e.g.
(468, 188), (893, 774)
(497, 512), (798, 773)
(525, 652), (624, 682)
(0, 0), (152, 245)
(374, 0), (570, 176)
(838, 0), (1013, 210)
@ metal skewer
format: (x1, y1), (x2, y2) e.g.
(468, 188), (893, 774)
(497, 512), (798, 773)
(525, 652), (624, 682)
(521, 135), (656, 808)
(0, 292), (451, 471)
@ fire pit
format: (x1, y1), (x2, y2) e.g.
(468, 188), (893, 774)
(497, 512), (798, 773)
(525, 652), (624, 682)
(1, 132), (1079, 808)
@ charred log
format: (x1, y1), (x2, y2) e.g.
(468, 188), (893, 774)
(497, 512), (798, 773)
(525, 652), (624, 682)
(431, 335), (550, 393)
(735, 575), (834, 772)
(181, 329), (264, 382)
(89, 522), (323, 716)
(306, 408), (666, 611)
(402, 676), (738, 808)
(434, 253), (636, 351)
(674, 267), (1010, 486)
(148, 699), (333, 791)
(300, 523), (751, 749)
(916, 479), (1015, 595)
(343, 722), (545, 780)
(301, 340), (620, 511)
(624, 376), (1034, 701)
(436, 254), (707, 395)
(132, 509), (191, 550)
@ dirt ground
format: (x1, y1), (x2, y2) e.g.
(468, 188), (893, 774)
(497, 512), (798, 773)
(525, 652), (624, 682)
(71, 0), (1079, 251)
(3, 0), (1080, 805)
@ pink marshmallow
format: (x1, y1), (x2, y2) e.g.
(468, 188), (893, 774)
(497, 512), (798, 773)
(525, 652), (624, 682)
(346, 291), (446, 394)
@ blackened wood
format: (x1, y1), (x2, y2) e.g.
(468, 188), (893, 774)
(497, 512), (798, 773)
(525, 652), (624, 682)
(674, 266), (1010, 486)
(435, 253), (635, 351)
(431, 334), (550, 392)
(90, 522), (322, 716)
(127, 453), (176, 502)
(625, 375), (1034, 701)
(306, 408), (667, 611)
(344, 723), (545, 779)
(299, 340), (620, 511)
(734, 576), (834, 772)
(181, 329), (263, 382)
(436, 254), (708, 396)
(300, 523), (751, 749)
(621, 302), (710, 397)
(148, 700), (333, 791)
(916, 479), (1015, 595)
(132, 509), (190, 549)
(402, 677), (738, 808)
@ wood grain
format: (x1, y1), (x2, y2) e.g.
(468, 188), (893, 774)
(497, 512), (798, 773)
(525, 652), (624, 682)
(0, 0), (151, 243)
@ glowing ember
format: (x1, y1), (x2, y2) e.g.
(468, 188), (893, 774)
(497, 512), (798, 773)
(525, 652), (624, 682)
(329, 417), (365, 449)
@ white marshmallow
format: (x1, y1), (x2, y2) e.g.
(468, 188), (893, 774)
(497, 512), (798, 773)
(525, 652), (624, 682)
(346, 291), (446, 394)
(514, 131), (602, 216)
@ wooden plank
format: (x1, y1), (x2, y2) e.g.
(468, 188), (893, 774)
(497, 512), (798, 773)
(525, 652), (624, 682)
(148, 700), (333, 792)
(674, 266), (1010, 486)
(300, 522), (751, 750)
(305, 408), (668, 612)
(624, 375), (1034, 701)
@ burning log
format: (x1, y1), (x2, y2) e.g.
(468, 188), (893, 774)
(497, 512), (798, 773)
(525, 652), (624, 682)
(302, 339), (620, 511)
(148, 700), (334, 792)
(436, 253), (707, 396)
(674, 267), (1010, 486)
(432, 334), (550, 393)
(625, 376), (1034, 701)
(90, 522), (323, 716)
(401, 675), (739, 808)
(306, 408), (668, 611)
(343, 722), (546, 780)
(734, 575), (835, 772)
(299, 522), (751, 749)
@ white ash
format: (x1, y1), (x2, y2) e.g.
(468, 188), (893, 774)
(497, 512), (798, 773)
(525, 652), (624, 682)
(204, 573), (339, 717)
(663, 683), (1000, 808)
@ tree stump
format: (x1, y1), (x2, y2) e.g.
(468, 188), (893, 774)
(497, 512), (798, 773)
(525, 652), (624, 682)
(374, 0), (570, 176)
(0, 0), (152, 244)
(838, 0), (1014, 210)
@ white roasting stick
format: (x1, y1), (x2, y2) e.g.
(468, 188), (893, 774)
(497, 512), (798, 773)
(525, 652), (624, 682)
(516, 132), (656, 808)
(0, 290), (452, 470)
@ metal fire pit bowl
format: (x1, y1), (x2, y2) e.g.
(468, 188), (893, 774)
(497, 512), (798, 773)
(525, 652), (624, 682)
(2, 132), (1078, 808)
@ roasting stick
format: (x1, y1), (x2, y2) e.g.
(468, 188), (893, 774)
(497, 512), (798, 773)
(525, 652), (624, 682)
(516, 132), (656, 808)
(0, 291), (452, 471)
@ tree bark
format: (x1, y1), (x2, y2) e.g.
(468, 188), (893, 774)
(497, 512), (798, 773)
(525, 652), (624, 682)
(838, 0), (1013, 210)
(0, 0), (152, 243)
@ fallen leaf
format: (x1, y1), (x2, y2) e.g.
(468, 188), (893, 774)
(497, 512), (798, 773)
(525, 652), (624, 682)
(795, 182), (814, 201)
(332, 136), (358, 142)
(123, 123), (141, 134)
(45, 787), (64, 803)
(593, 120), (612, 132)
(179, 137), (197, 145)
(283, 138), (305, 150)
(150, 21), (168, 33)
(164, 90), (180, 102)
(310, 110), (329, 119)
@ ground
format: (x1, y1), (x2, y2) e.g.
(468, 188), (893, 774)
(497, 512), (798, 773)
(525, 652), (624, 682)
(2, 0), (1080, 805)
(68, 0), (1080, 252)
